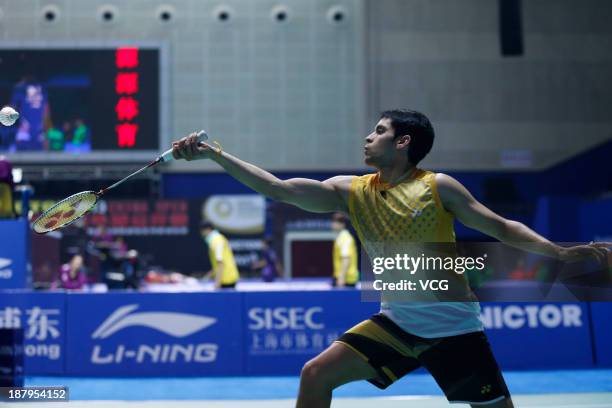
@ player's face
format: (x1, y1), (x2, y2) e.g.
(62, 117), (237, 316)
(363, 118), (396, 167)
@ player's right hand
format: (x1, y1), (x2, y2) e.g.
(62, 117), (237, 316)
(172, 132), (215, 161)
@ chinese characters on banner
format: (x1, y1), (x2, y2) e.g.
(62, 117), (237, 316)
(249, 331), (339, 355)
(0, 293), (65, 374)
(115, 47), (140, 148)
(0, 307), (60, 341)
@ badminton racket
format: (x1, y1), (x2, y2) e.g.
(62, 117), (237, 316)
(31, 130), (208, 234)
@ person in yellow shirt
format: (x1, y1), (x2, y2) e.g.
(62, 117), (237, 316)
(200, 221), (239, 289)
(331, 212), (358, 287)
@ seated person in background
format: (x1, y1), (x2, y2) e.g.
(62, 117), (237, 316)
(252, 237), (283, 282)
(200, 221), (240, 289)
(54, 254), (87, 290)
(331, 212), (359, 287)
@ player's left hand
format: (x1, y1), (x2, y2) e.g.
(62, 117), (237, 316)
(558, 242), (612, 264)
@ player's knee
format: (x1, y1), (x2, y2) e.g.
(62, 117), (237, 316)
(300, 359), (320, 384)
(300, 359), (331, 390)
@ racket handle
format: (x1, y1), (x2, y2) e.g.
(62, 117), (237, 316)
(159, 130), (209, 162)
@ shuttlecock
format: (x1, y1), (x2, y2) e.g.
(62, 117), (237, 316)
(0, 106), (19, 126)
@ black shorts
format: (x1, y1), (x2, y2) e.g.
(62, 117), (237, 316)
(335, 313), (510, 405)
(220, 282), (236, 289)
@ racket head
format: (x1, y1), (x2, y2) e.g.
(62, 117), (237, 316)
(32, 191), (99, 234)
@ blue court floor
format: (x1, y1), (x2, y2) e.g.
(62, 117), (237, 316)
(26, 369), (612, 400)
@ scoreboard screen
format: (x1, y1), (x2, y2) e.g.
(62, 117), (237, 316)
(0, 47), (160, 159)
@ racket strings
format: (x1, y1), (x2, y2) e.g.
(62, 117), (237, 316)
(32, 191), (98, 233)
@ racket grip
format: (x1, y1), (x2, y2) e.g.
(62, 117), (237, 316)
(159, 130), (208, 162)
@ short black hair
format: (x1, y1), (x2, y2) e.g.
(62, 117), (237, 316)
(380, 109), (434, 165)
(200, 221), (214, 230)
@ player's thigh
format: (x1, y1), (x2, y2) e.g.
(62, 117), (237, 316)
(301, 341), (377, 388)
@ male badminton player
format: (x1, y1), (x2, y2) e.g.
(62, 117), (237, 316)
(173, 109), (609, 408)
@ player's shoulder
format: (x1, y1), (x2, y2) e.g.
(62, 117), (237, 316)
(434, 172), (462, 189)
(434, 173), (470, 204)
(324, 175), (357, 192)
(327, 173), (378, 186)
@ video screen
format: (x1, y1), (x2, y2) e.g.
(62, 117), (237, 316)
(0, 48), (159, 153)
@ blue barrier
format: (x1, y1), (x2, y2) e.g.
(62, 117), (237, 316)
(65, 292), (243, 376)
(0, 290), (606, 375)
(0, 291), (65, 374)
(589, 303), (612, 367)
(243, 290), (378, 375)
(0, 219), (30, 289)
(481, 302), (593, 369)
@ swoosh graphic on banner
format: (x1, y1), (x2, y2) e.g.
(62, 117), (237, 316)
(92, 304), (139, 339)
(92, 305), (217, 339)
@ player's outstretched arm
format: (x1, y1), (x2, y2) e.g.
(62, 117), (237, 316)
(436, 173), (611, 263)
(172, 132), (352, 213)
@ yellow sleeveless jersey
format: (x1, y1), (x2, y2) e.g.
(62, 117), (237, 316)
(348, 169), (483, 338)
(333, 229), (359, 284)
(207, 231), (240, 285)
(348, 169), (455, 245)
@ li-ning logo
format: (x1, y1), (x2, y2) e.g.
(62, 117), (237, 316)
(91, 304), (219, 365)
(92, 304), (216, 339)
(0, 257), (13, 279)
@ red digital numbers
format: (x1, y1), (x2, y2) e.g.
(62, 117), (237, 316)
(115, 47), (140, 148)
